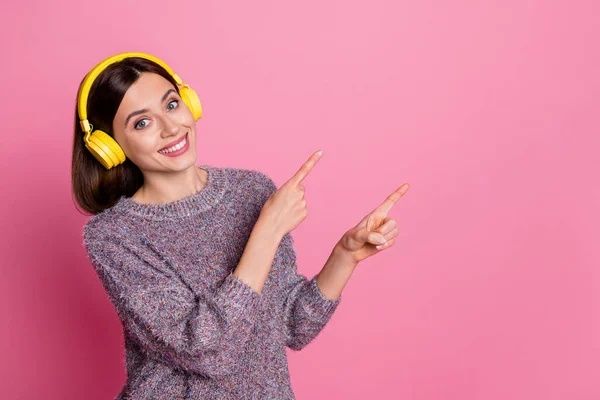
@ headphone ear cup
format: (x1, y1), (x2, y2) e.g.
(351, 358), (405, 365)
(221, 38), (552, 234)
(179, 86), (203, 121)
(85, 130), (126, 170)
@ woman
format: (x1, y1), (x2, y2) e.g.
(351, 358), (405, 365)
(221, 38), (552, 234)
(72, 52), (409, 399)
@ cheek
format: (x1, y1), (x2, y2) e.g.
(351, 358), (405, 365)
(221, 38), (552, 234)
(176, 106), (194, 125)
(122, 134), (159, 159)
(138, 135), (161, 153)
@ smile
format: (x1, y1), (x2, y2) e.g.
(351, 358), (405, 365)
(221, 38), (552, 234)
(158, 133), (188, 154)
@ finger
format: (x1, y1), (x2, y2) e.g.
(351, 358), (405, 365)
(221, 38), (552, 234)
(366, 214), (376, 232)
(365, 213), (389, 232)
(376, 238), (395, 251)
(375, 183), (410, 215)
(355, 229), (388, 246)
(289, 150), (323, 186)
(376, 218), (396, 235)
(383, 227), (399, 241)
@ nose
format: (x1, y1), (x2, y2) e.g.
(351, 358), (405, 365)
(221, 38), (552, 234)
(159, 114), (180, 137)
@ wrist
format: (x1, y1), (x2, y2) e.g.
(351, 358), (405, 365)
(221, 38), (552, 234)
(315, 240), (358, 301)
(332, 240), (359, 269)
(254, 215), (284, 245)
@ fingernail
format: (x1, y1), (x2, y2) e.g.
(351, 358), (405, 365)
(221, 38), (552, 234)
(378, 237), (387, 244)
(317, 150), (323, 156)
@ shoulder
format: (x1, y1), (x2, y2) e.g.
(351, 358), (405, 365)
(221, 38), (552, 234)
(82, 203), (131, 249)
(219, 166), (277, 198)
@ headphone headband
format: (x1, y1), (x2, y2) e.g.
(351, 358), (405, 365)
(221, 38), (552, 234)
(77, 52), (184, 133)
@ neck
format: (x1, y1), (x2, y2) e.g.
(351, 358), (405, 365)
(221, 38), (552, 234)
(133, 165), (207, 205)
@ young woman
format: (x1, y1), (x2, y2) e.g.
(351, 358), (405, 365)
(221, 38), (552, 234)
(72, 52), (409, 399)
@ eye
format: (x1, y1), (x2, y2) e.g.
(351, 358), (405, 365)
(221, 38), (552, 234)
(167, 99), (179, 110)
(134, 119), (150, 130)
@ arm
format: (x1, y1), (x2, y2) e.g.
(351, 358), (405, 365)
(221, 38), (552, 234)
(84, 225), (272, 379)
(232, 217), (281, 294)
(315, 241), (358, 301)
(279, 233), (342, 351)
(256, 172), (343, 350)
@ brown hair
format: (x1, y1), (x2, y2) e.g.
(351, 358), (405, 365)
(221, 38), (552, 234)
(71, 57), (180, 215)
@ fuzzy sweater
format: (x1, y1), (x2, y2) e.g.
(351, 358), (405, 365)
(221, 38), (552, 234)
(82, 164), (341, 399)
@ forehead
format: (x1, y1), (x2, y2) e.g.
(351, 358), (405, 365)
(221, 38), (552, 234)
(115, 72), (175, 116)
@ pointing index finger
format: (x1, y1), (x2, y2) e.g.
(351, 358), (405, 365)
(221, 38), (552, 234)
(290, 150), (323, 186)
(377, 183), (410, 215)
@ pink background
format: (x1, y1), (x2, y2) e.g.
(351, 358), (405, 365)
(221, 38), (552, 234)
(1, 0), (598, 399)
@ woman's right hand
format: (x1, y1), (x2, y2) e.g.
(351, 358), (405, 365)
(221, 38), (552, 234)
(259, 150), (324, 240)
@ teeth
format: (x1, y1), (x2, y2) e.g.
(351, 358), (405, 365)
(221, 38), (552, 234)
(159, 135), (187, 154)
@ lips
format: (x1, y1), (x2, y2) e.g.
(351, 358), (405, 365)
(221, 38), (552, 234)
(159, 132), (188, 152)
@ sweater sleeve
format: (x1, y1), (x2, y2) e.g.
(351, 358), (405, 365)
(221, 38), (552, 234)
(279, 232), (341, 350)
(256, 170), (341, 350)
(83, 226), (261, 379)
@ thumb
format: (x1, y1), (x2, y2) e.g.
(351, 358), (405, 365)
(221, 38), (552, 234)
(354, 229), (388, 246)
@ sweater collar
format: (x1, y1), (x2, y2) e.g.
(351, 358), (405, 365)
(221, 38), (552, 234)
(115, 164), (228, 220)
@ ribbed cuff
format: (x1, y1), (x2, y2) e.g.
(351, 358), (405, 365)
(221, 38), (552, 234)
(216, 273), (262, 320)
(306, 276), (341, 317)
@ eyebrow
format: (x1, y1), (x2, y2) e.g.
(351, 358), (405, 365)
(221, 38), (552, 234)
(124, 88), (178, 128)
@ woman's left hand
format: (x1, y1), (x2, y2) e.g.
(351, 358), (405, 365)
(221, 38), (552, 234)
(338, 183), (410, 264)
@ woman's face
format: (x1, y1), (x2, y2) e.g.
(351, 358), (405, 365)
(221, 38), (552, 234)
(112, 72), (197, 173)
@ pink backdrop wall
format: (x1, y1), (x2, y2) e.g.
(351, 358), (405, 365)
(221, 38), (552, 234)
(1, 0), (598, 399)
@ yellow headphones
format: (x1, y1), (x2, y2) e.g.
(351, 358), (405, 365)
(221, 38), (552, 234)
(77, 52), (202, 170)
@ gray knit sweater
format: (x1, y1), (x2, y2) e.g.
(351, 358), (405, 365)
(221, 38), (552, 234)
(82, 164), (341, 399)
